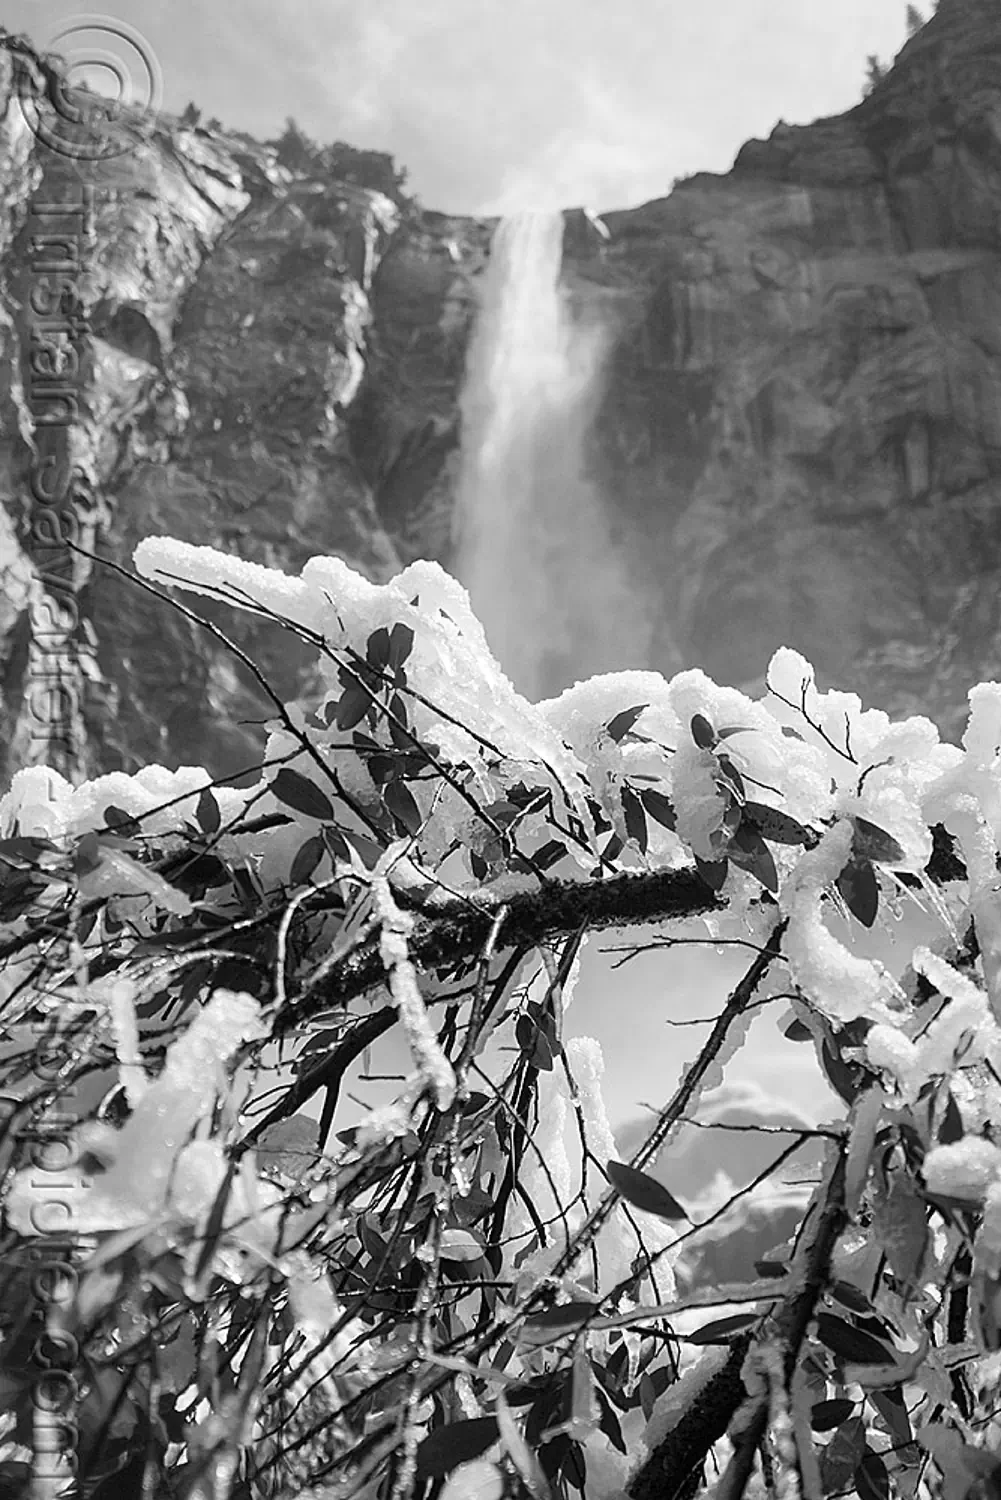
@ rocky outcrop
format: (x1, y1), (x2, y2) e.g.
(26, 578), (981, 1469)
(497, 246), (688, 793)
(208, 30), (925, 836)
(2, 0), (1001, 786)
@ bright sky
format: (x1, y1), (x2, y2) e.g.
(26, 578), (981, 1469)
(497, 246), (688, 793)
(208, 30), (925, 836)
(8, 0), (915, 213)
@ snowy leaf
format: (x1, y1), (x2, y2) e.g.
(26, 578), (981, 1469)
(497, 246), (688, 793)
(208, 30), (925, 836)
(271, 768), (335, 822)
(605, 1160), (688, 1221)
(606, 705), (647, 742)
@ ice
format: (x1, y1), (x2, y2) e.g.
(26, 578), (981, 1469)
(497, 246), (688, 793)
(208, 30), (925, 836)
(77, 846), (194, 917)
(107, 977), (147, 1107)
(373, 875), (456, 1110)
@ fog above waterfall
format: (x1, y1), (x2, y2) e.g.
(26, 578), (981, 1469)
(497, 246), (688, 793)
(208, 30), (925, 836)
(455, 211), (652, 699)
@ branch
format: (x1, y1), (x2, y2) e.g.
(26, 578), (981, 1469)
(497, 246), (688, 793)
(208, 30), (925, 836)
(715, 1143), (849, 1500)
(274, 866), (723, 1035)
(627, 1332), (755, 1500)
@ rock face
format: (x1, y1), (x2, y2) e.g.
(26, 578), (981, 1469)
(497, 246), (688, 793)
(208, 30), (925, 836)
(2, 0), (1000, 786)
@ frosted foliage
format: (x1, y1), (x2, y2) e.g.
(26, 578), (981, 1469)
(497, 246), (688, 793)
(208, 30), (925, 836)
(6, 990), (264, 1235)
(134, 536), (587, 817)
(781, 823), (902, 1023)
(921, 1138), (1001, 1201)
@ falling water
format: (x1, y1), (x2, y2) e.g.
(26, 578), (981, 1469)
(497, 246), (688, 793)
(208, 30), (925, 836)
(455, 211), (649, 700)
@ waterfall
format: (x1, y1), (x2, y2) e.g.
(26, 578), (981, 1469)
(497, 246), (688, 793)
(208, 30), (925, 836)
(455, 211), (648, 700)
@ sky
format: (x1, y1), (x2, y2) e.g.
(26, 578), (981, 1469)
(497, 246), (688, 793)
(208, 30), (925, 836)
(5, 0), (916, 214)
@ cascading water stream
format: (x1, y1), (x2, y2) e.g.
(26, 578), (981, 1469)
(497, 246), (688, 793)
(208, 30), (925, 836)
(455, 211), (649, 700)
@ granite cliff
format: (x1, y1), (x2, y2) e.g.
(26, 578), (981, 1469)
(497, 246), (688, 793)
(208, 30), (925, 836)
(1, 0), (999, 789)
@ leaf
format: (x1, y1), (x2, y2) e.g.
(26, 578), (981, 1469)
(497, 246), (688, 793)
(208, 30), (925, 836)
(271, 768), (335, 822)
(621, 787), (647, 853)
(836, 855), (879, 928)
(196, 788), (221, 834)
(289, 835), (325, 887)
(690, 713), (717, 749)
(694, 856), (728, 892)
(815, 1313), (893, 1365)
(415, 1418), (500, 1481)
(595, 1389), (626, 1454)
(73, 831), (102, 875)
(335, 685), (371, 730)
(532, 840), (567, 871)
(606, 705), (647, 742)
(811, 1398), (856, 1432)
(384, 780), (423, 836)
(783, 1017), (813, 1042)
(715, 754), (746, 803)
(852, 817), (905, 866)
(103, 805), (140, 835)
(855, 1448), (890, 1500)
(388, 622), (415, 669)
(873, 1165), (928, 1289)
(821, 1037), (863, 1105)
(727, 824), (779, 893)
(496, 1389), (550, 1500)
(521, 1303), (597, 1342)
(741, 801), (810, 846)
(820, 1418), (867, 1491)
(639, 787), (676, 831)
(686, 1312), (760, 1344)
(605, 1160), (689, 1221)
(439, 1228), (485, 1263)
(366, 627), (391, 669)
(938, 1091), (964, 1145)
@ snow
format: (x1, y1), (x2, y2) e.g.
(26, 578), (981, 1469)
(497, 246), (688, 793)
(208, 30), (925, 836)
(921, 1137), (1001, 1201)
(780, 822), (903, 1024)
(6, 989), (265, 1236)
